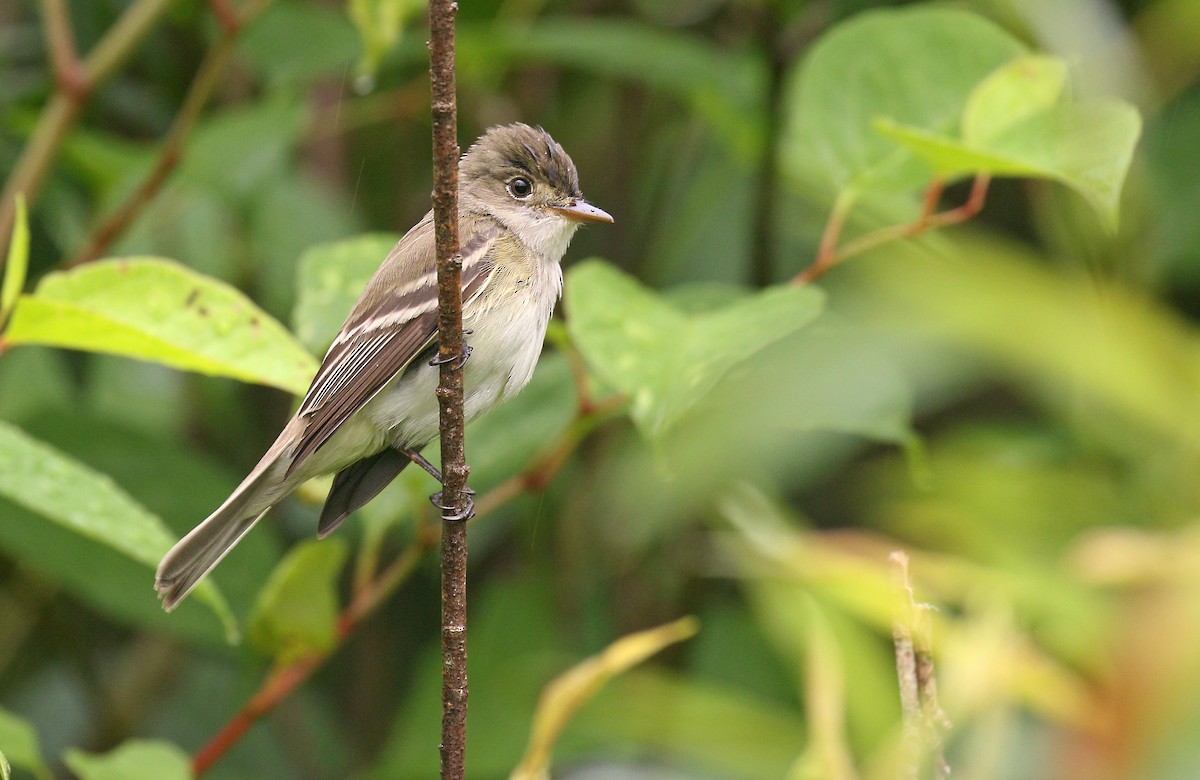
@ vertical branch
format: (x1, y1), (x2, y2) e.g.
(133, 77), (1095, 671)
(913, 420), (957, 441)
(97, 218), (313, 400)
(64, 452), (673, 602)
(890, 551), (950, 780)
(428, 1), (469, 778)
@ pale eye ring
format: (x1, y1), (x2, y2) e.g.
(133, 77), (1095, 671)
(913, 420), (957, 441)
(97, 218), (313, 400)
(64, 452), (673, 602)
(507, 177), (533, 199)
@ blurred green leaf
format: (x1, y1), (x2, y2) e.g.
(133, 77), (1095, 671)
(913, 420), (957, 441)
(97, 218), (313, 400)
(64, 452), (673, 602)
(251, 173), (364, 319)
(237, 3), (360, 87)
(565, 260), (824, 437)
(176, 97), (306, 200)
(292, 233), (398, 353)
(592, 316), (916, 543)
(876, 55), (1142, 229)
(0, 707), (48, 780)
(563, 668), (807, 779)
(347, 0), (424, 89)
(247, 539), (347, 662)
(0, 419), (236, 640)
(512, 616), (700, 780)
(961, 56), (1069, 145)
(5, 259), (317, 395)
(480, 20), (765, 159)
(15, 408), (283, 635)
(1, 194), (27, 329)
(63, 740), (191, 780)
(852, 235), (1200, 450)
(782, 7), (1024, 198)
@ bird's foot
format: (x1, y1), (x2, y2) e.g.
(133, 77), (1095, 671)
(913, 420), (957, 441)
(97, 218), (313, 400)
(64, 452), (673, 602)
(430, 490), (475, 521)
(429, 342), (473, 371)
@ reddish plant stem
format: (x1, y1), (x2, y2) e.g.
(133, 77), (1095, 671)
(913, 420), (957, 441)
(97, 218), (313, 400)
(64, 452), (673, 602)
(428, 1), (469, 776)
(40, 0), (86, 98)
(794, 174), (993, 285)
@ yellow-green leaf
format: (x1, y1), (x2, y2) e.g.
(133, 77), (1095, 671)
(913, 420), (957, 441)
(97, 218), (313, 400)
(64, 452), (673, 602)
(5, 258), (317, 394)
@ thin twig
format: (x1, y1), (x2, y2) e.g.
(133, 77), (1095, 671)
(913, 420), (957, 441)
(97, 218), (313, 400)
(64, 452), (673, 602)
(795, 173), (992, 285)
(40, 0), (85, 97)
(0, 0), (181, 267)
(428, 1), (469, 776)
(890, 551), (950, 780)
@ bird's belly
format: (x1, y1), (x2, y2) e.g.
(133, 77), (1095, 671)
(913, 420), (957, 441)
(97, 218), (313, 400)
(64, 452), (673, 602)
(361, 288), (552, 449)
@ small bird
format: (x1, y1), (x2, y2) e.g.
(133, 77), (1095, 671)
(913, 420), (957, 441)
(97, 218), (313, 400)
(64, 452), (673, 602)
(155, 124), (611, 610)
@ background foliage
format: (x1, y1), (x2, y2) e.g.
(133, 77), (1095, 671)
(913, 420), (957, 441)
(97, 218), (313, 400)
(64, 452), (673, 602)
(0, 0), (1196, 778)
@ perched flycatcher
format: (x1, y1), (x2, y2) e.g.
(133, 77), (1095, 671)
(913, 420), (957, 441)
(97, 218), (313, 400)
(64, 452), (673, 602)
(155, 123), (611, 610)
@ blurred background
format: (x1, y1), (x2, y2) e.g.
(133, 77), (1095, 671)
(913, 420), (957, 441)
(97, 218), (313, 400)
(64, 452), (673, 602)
(1, 0), (1199, 778)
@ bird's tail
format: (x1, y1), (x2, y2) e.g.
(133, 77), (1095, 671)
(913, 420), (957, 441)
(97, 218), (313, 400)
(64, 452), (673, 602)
(155, 446), (288, 611)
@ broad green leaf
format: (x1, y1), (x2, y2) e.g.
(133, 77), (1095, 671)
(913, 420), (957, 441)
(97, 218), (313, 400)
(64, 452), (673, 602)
(962, 56), (1069, 145)
(565, 260), (824, 437)
(293, 233), (398, 353)
(1, 194), (28, 328)
(0, 707), (48, 780)
(64, 740), (191, 780)
(782, 7), (1025, 198)
(4, 258), (317, 394)
(12, 408), (282, 643)
(588, 315), (916, 548)
(0, 420), (236, 640)
(247, 539), (347, 662)
(876, 56), (1142, 230)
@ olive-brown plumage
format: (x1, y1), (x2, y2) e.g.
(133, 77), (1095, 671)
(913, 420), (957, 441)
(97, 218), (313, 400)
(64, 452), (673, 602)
(155, 124), (611, 610)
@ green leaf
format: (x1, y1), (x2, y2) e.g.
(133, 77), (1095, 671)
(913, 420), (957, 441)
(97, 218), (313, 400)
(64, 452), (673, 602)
(1, 194), (28, 329)
(565, 260), (824, 437)
(0, 707), (48, 779)
(64, 740), (192, 780)
(292, 233), (398, 353)
(876, 56), (1142, 230)
(0, 420), (236, 641)
(4, 258), (317, 395)
(782, 7), (1025, 197)
(564, 669), (806, 779)
(347, 0), (424, 89)
(247, 539), (348, 662)
(962, 55), (1069, 145)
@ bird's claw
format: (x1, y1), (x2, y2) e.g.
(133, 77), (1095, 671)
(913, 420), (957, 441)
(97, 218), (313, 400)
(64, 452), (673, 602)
(430, 490), (475, 521)
(429, 343), (473, 371)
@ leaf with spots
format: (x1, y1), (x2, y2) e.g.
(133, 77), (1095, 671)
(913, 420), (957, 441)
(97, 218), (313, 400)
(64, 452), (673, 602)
(565, 260), (824, 438)
(4, 258), (318, 395)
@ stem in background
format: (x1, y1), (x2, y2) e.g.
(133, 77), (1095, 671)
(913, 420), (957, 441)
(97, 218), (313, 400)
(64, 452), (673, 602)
(68, 0), (276, 266)
(428, 0), (469, 776)
(890, 551), (950, 780)
(795, 174), (992, 286)
(0, 0), (181, 259)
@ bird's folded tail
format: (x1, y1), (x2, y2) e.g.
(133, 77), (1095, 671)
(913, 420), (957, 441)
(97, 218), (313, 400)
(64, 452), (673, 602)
(155, 460), (279, 611)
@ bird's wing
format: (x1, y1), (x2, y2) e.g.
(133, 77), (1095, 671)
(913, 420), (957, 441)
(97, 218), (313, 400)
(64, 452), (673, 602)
(286, 216), (503, 473)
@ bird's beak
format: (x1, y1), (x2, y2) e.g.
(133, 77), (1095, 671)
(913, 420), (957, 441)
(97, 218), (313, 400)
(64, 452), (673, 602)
(549, 199), (614, 224)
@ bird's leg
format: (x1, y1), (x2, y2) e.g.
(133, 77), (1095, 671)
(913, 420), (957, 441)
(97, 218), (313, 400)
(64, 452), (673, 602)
(428, 329), (474, 371)
(401, 447), (476, 520)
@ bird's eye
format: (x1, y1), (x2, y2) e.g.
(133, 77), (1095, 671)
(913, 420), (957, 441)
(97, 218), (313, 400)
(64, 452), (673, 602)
(507, 177), (533, 199)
